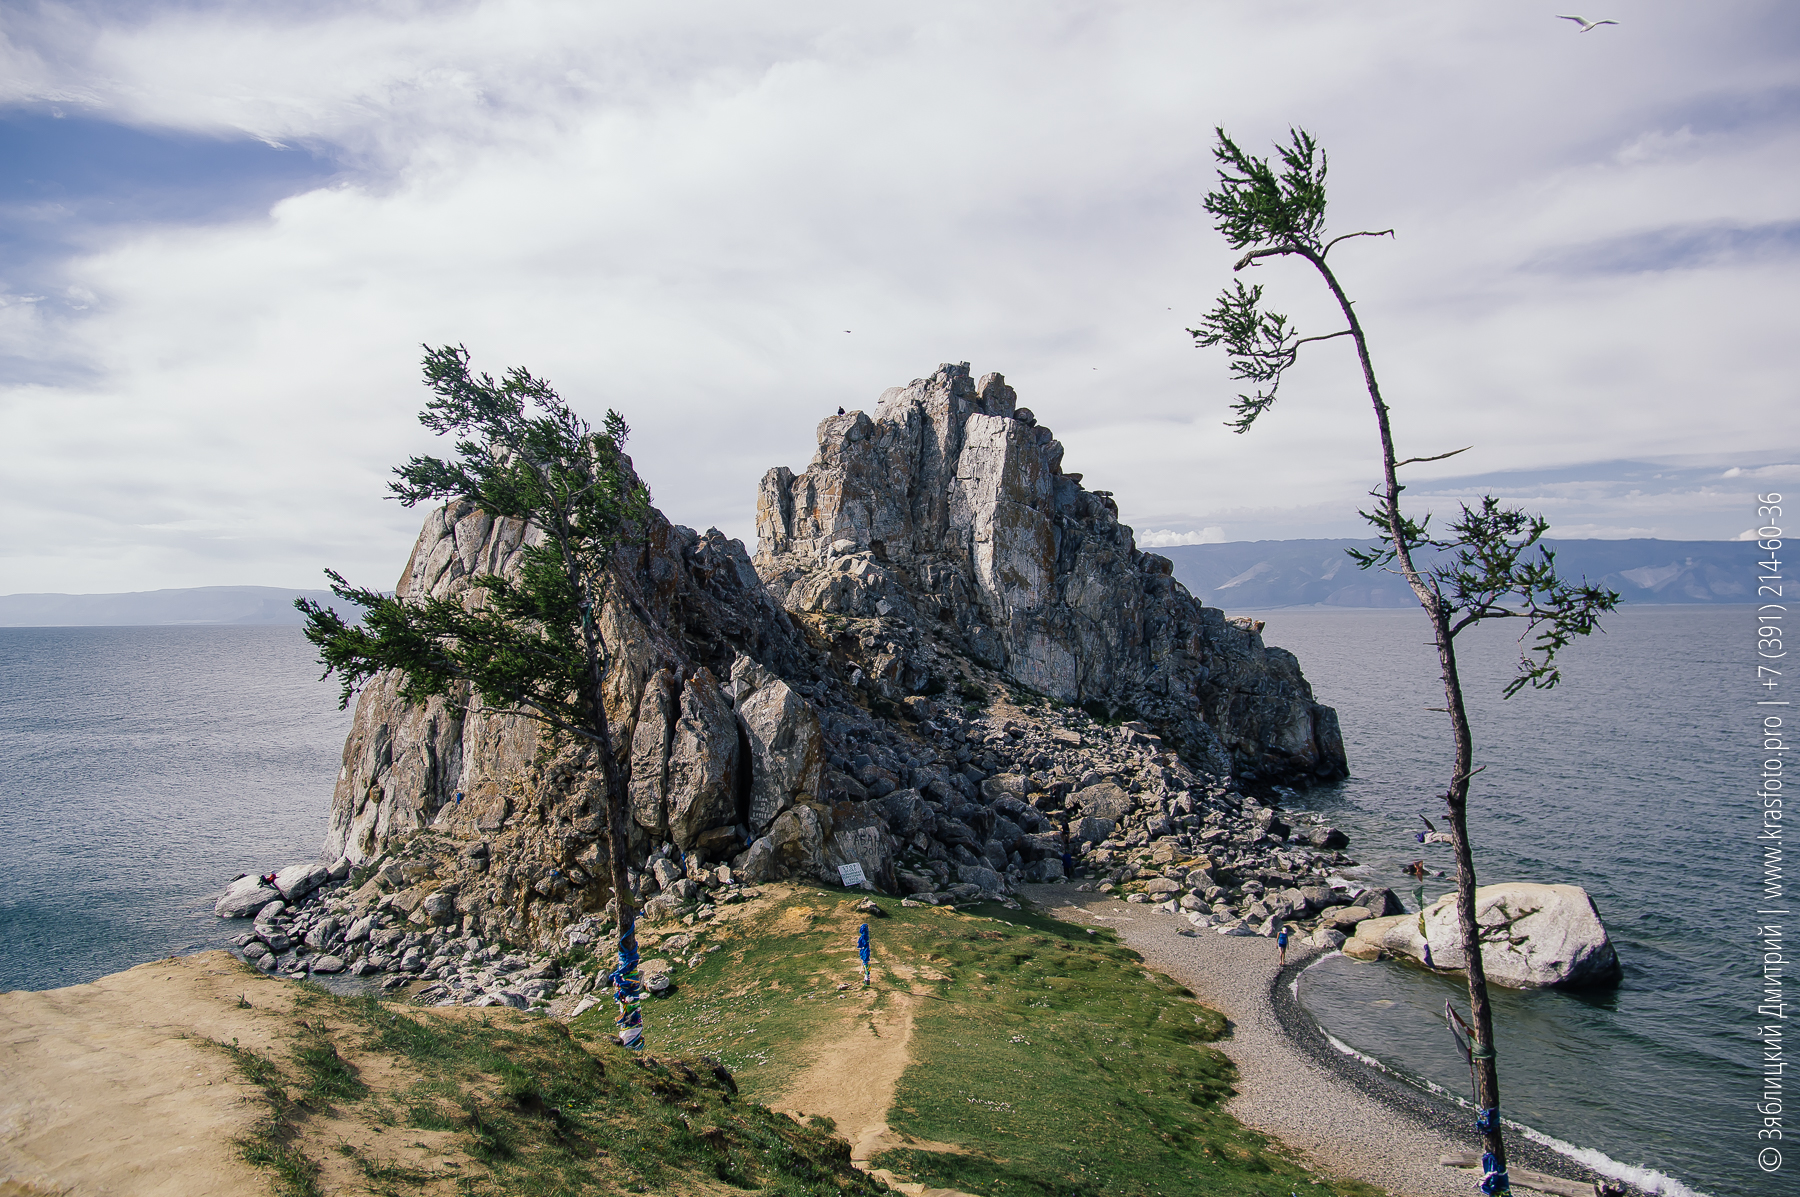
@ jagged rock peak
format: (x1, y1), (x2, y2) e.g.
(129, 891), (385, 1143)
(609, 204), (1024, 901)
(754, 362), (1347, 785)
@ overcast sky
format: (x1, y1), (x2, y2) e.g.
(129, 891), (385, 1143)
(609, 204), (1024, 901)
(2, 0), (1795, 595)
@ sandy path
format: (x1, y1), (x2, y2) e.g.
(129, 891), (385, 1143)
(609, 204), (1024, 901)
(774, 988), (919, 1165)
(0, 953), (297, 1197)
(1027, 888), (1476, 1197)
(771, 974), (975, 1197)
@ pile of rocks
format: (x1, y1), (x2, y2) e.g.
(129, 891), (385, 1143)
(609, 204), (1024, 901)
(215, 843), (777, 1009)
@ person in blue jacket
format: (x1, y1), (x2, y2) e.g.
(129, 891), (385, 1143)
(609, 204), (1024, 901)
(1276, 924), (1289, 967)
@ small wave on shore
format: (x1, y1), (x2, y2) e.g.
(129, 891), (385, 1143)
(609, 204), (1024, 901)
(1296, 955), (1713, 1197)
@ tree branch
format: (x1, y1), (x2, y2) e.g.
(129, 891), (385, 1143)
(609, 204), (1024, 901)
(1233, 245), (1300, 271)
(1322, 229), (1395, 255)
(1395, 445), (1472, 469)
(1292, 329), (1354, 349)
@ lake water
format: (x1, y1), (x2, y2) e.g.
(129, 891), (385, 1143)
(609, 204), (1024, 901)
(1244, 605), (1767, 1197)
(0, 626), (349, 992)
(0, 611), (1768, 1197)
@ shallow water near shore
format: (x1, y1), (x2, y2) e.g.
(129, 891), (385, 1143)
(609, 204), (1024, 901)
(0, 626), (349, 992)
(1250, 605), (1756, 1197)
(0, 609), (1765, 1197)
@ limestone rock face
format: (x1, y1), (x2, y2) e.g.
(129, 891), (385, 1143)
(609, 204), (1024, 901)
(766, 804), (830, 879)
(628, 669), (680, 838)
(1354, 883), (1622, 990)
(733, 658), (824, 834)
(663, 669), (740, 849)
(324, 495), (814, 866)
(825, 802), (900, 892)
(754, 363), (1346, 785)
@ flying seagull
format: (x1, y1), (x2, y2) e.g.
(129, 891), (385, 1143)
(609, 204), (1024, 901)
(1557, 14), (1619, 31)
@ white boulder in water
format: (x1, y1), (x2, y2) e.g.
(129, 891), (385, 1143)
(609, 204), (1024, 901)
(214, 875), (281, 918)
(1356, 882), (1621, 989)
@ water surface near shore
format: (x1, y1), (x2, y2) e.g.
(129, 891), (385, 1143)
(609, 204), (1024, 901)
(0, 626), (349, 992)
(1247, 605), (1753, 1197)
(0, 609), (1764, 1197)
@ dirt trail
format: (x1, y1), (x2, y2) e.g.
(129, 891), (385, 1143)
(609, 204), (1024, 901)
(771, 977), (974, 1197)
(0, 953), (294, 1197)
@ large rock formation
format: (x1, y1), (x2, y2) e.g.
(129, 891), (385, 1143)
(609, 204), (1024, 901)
(754, 363), (1346, 785)
(311, 363), (1348, 956)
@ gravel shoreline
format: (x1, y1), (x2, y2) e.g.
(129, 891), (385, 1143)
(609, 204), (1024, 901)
(1025, 887), (1622, 1197)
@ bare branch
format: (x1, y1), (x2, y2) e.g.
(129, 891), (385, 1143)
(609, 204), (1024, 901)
(1233, 246), (1300, 271)
(1322, 228), (1395, 255)
(1292, 330), (1354, 349)
(1395, 445), (1473, 469)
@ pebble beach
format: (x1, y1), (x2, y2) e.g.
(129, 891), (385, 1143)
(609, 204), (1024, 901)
(1029, 886), (1620, 1197)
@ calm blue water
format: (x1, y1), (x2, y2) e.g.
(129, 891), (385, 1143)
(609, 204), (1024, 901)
(0, 613), (1770, 1197)
(1247, 605), (1767, 1197)
(0, 626), (350, 992)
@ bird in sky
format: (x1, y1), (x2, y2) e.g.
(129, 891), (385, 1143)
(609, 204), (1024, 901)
(1557, 14), (1619, 31)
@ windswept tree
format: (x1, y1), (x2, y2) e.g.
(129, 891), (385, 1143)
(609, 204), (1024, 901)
(297, 345), (654, 1049)
(1190, 128), (1619, 1187)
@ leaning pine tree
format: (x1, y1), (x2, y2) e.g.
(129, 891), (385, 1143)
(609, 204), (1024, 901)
(1190, 129), (1620, 1191)
(297, 344), (653, 1049)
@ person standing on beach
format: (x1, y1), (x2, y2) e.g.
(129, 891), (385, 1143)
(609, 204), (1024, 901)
(1276, 924), (1289, 967)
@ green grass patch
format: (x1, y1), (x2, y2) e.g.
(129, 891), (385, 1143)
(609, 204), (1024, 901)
(206, 1037), (322, 1197)
(637, 887), (1385, 1197)
(334, 984), (884, 1195)
(205, 963), (888, 1197)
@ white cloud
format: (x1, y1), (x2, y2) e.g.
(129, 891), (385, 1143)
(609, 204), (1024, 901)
(1136, 528), (1226, 548)
(1, 0), (1797, 592)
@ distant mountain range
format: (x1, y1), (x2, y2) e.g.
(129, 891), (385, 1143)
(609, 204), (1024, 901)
(0, 539), (1754, 625)
(0, 586), (350, 627)
(1157, 538), (1754, 610)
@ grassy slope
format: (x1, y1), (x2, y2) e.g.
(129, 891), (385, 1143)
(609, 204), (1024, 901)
(210, 975), (883, 1197)
(607, 886), (1385, 1197)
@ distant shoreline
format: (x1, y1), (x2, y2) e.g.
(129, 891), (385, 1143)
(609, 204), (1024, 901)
(0, 586), (357, 628)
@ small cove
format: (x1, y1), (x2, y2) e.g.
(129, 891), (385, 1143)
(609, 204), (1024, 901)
(1252, 605), (1747, 1197)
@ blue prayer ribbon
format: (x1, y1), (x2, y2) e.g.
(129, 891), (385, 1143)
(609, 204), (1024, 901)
(610, 910), (644, 1050)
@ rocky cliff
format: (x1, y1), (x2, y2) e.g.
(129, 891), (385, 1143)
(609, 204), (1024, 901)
(308, 363), (1349, 960)
(754, 363), (1346, 784)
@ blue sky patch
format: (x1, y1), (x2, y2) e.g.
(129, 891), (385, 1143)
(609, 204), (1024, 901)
(0, 110), (341, 280)
(1528, 219), (1800, 275)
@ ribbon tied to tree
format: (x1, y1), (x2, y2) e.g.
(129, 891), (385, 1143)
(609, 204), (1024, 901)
(610, 911), (644, 1050)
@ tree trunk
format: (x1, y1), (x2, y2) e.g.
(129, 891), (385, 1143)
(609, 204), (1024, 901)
(578, 583), (643, 1050)
(1433, 609), (1507, 1175)
(595, 710), (643, 1049)
(1307, 246), (1510, 1180)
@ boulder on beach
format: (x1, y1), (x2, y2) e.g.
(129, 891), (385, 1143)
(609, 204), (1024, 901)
(1352, 882), (1622, 989)
(213, 876), (281, 919)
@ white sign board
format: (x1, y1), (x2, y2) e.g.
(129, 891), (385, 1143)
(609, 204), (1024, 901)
(837, 862), (869, 889)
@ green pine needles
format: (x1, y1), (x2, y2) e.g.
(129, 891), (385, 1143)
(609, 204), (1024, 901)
(298, 344), (649, 742)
